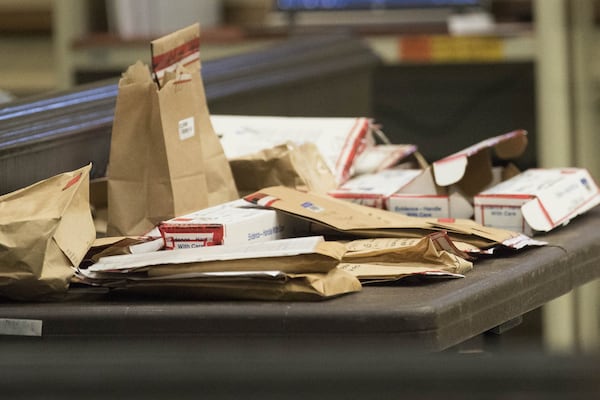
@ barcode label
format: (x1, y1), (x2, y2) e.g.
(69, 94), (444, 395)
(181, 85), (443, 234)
(178, 117), (195, 140)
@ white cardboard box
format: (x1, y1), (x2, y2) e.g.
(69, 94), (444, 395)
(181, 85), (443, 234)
(474, 168), (600, 235)
(329, 167), (472, 218)
(330, 129), (528, 219)
(391, 128), (527, 219)
(159, 199), (305, 249)
(432, 129), (527, 197)
(351, 143), (418, 175)
(329, 168), (421, 209)
(388, 167), (472, 218)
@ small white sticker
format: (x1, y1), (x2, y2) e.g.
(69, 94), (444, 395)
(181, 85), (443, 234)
(0, 318), (42, 336)
(301, 201), (324, 213)
(178, 117), (195, 140)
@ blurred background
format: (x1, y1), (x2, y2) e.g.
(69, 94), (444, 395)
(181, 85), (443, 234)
(0, 0), (598, 357)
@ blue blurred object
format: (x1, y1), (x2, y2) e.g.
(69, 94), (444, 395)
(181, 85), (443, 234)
(277, 0), (481, 10)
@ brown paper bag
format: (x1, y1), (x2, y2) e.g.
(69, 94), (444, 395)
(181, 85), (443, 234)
(229, 142), (337, 196)
(0, 164), (96, 300)
(107, 24), (238, 236)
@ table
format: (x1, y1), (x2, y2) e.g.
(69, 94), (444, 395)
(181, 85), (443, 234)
(2, 208), (599, 352)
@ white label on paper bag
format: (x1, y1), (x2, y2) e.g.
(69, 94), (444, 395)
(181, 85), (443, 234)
(0, 318), (42, 336)
(178, 117), (195, 140)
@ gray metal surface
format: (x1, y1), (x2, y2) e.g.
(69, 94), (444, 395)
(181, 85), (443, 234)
(2, 207), (599, 351)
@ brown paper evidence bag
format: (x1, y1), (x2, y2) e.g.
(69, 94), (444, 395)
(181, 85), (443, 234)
(107, 23), (238, 237)
(0, 165), (96, 300)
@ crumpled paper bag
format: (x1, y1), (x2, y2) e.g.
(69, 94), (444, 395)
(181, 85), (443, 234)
(229, 142), (337, 196)
(0, 164), (96, 300)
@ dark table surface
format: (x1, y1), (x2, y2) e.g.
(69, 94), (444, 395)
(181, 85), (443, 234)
(2, 207), (599, 351)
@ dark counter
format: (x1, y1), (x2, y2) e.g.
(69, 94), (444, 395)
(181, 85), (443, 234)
(2, 207), (599, 352)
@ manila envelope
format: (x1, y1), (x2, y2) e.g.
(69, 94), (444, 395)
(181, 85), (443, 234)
(243, 186), (527, 249)
(99, 268), (362, 301)
(338, 233), (473, 283)
(0, 164), (96, 300)
(86, 236), (345, 276)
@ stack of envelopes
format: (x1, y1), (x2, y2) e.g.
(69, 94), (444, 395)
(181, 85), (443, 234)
(76, 230), (479, 300)
(77, 236), (362, 301)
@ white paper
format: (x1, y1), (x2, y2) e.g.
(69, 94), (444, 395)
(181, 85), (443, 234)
(127, 270), (286, 281)
(130, 237), (165, 254)
(89, 236), (325, 272)
(79, 269), (286, 281)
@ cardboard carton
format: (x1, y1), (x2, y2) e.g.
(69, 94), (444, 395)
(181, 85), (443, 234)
(351, 144), (419, 175)
(432, 129), (527, 196)
(384, 129), (527, 219)
(330, 166), (472, 218)
(329, 168), (421, 209)
(474, 168), (600, 235)
(158, 199), (306, 249)
(386, 167), (472, 218)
